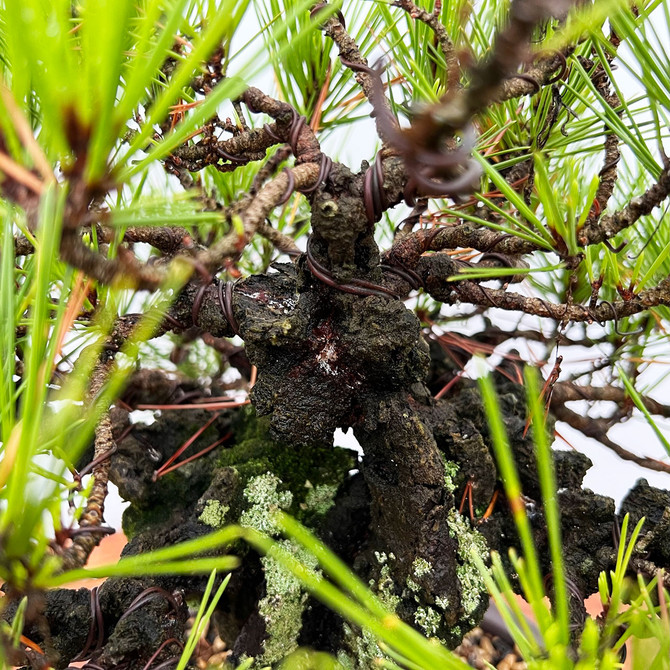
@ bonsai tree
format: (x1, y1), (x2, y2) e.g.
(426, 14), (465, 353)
(1, 0), (670, 667)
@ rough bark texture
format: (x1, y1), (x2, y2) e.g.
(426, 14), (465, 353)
(7, 149), (670, 665)
(4, 4), (670, 668)
(9, 332), (670, 668)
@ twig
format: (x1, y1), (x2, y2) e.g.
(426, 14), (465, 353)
(59, 232), (165, 291)
(629, 558), (670, 590)
(386, 225), (538, 268)
(496, 50), (572, 102)
(448, 0), (573, 127)
(60, 359), (117, 572)
(319, 12), (399, 145)
(550, 402), (670, 474)
(197, 162), (320, 272)
(433, 277), (670, 324)
(590, 60), (622, 221)
(552, 381), (670, 419)
(170, 125), (272, 172)
(579, 168), (670, 246)
(252, 145), (292, 194)
(392, 0), (459, 88)
(242, 87), (322, 164)
(257, 220), (301, 257)
(116, 225), (195, 256)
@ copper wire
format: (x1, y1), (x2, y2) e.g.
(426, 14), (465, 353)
(305, 237), (401, 299)
(300, 154), (333, 194)
(191, 282), (209, 327)
(218, 279), (240, 336)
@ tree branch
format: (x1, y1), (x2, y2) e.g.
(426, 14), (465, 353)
(385, 223), (540, 267)
(578, 167), (670, 246)
(550, 402), (670, 474)
(496, 50), (571, 102)
(442, 0), (573, 127)
(321, 16), (399, 146)
(60, 358), (117, 572)
(429, 276), (670, 323)
(196, 162), (320, 272)
(392, 0), (460, 89)
(552, 381), (670, 419)
(590, 58), (622, 220)
(59, 232), (166, 291)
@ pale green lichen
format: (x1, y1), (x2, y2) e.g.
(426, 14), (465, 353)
(198, 500), (229, 528)
(442, 457), (460, 494)
(374, 551), (388, 564)
(377, 564), (401, 611)
(337, 648), (356, 670)
(258, 540), (320, 665)
(412, 557), (432, 578)
(238, 473), (311, 664)
(580, 556), (594, 575)
(435, 595), (450, 610)
(446, 508), (489, 617)
(414, 606), (442, 637)
(406, 576), (420, 593)
(340, 560), (402, 668)
(340, 623), (386, 670)
(405, 559), (432, 601)
(303, 482), (338, 516)
(240, 472), (293, 535)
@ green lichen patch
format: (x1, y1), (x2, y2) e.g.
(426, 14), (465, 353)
(240, 473), (293, 535)
(339, 623), (386, 670)
(374, 551), (389, 564)
(258, 540), (320, 665)
(222, 406), (355, 522)
(236, 472), (330, 666)
(302, 482), (339, 517)
(406, 576), (420, 593)
(435, 595), (450, 611)
(376, 563), (401, 612)
(338, 558), (403, 669)
(198, 499), (229, 528)
(412, 557), (432, 578)
(442, 458), (460, 495)
(446, 509), (489, 620)
(405, 558), (432, 601)
(414, 606), (442, 637)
